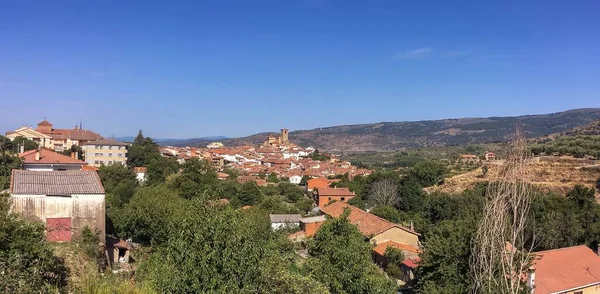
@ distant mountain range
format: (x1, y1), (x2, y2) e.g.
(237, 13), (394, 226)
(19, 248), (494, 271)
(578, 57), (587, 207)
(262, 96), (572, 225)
(135, 108), (600, 152)
(115, 136), (228, 145)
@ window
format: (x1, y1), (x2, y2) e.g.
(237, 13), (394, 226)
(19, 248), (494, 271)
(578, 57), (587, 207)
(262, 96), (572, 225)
(108, 161), (113, 165)
(94, 160), (99, 165)
(118, 154), (122, 158)
(108, 153), (113, 157)
(328, 197), (332, 201)
(341, 197), (345, 201)
(574, 291), (583, 294)
(109, 146), (113, 150)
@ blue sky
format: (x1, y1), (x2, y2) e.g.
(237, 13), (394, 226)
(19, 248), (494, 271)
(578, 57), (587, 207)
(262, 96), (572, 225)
(0, 0), (598, 138)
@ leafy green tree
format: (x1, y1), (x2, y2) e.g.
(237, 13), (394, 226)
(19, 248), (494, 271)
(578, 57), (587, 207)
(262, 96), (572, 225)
(169, 158), (218, 199)
(304, 210), (397, 294)
(146, 157), (179, 186)
(482, 165), (489, 177)
(0, 154), (21, 190)
(0, 194), (68, 293)
(113, 185), (186, 245)
(144, 199), (326, 293)
(61, 144), (84, 160)
(566, 184), (596, 208)
(11, 136), (38, 152)
(279, 182), (304, 202)
(267, 173), (280, 183)
(397, 177), (425, 213)
(236, 181), (264, 206)
(347, 197), (366, 210)
(407, 161), (447, 187)
(127, 130), (161, 167)
(98, 164), (138, 208)
(0, 135), (13, 153)
(300, 175), (311, 186)
(415, 219), (475, 294)
(371, 206), (404, 224)
(310, 149), (331, 161)
(383, 246), (405, 279)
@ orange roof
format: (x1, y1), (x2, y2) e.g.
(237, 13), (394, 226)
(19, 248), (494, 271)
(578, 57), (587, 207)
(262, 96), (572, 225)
(37, 120), (52, 126)
(134, 167), (147, 173)
(317, 187), (355, 197)
(82, 165), (99, 171)
(307, 177), (330, 189)
(402, 257), (420, 269)
(533, 245), (600, 294)
(373, 240), (421, 256)
(19, 148), (88, 165)
(320, 202), (419, 237)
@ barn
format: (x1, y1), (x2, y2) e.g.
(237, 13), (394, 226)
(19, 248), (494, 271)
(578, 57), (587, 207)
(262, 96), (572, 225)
(10, 170), (106, 242)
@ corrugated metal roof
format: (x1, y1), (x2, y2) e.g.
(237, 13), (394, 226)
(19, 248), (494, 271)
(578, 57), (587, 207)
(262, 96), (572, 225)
(10, 170), (105, 195)
(269, 214), (302, 223)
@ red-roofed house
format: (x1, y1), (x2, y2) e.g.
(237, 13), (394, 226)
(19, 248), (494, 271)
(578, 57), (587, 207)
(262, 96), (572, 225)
(319, 202), (420, 249)
(19, 148), (88, 171)
(306, 177), (331, 191)
(316, 187), (356, 207)
(531, 245), (600, 294)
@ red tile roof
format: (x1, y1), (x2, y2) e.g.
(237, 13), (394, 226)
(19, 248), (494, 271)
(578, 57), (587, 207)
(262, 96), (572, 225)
(134, 167), (147, 173)
(401, 257), (421, 269)
(320, 202), (419, 237)
(533, 245), (600, 294)
(19, 148), (87, 165)
(37, 120), (52, 126)
(317, 187), (355, 197)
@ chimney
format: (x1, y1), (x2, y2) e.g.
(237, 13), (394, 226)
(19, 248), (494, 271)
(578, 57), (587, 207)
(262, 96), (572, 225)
(19, 144), (24, 154)
(35, 150), (40, 161)
(71, 152), (75, 159)
(410, 221), (414, 231)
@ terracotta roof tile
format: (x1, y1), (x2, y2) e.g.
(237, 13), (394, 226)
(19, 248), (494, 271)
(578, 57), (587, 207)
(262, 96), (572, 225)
(320, 202), (419, 237)
(533, 245), (600, 294)
(19, 148), (87, 165)
(317, 187), (355, 197)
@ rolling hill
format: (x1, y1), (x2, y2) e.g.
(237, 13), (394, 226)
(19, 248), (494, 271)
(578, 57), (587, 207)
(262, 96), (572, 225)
(173, 108), (600, 151)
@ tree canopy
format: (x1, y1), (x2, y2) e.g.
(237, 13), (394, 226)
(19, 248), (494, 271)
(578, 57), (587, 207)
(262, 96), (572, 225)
(304, 210), (397, 294)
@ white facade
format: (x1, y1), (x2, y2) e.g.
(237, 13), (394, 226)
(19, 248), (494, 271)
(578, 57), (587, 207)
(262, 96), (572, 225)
(136, 172), (146, 183)
(289, 175), (303, 185)
(22, 164), (82, 172)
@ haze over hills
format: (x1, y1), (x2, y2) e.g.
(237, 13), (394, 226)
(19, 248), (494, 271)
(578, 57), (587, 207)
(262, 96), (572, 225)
(164, 108), (600, 151)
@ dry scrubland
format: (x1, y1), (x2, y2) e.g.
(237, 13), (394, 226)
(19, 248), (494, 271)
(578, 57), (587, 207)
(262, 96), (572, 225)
(428, 156), (600, 195)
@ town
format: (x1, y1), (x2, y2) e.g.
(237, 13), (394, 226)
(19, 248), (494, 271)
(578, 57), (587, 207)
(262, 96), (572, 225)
(2, 117), (600, 294)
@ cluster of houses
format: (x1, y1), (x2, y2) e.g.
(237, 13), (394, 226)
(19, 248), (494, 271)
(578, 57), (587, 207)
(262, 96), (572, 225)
(158, 128), (374, 185)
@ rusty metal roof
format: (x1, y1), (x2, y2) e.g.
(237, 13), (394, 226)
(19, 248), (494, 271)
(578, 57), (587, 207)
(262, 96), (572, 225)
(10, 170), (105, 195)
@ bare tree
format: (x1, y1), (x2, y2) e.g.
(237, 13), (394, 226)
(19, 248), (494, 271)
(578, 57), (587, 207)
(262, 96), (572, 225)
(471, 127), (535, 294)
(368, 178), (399, 207)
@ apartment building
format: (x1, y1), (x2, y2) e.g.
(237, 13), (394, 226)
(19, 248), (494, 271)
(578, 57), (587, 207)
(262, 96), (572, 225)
(5, 120), (103, 152)
(83, 139), (129, 167)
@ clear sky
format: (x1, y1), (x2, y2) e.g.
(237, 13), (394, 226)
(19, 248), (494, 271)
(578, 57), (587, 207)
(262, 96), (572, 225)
(0, 0), (598, 138)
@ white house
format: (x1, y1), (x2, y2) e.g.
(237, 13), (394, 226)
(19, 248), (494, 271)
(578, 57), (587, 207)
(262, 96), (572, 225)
(269, 214), (301, 230)
(134, 167), (147, 183)
(289, 175), (303, 185)
(10, 170), (106, 242)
